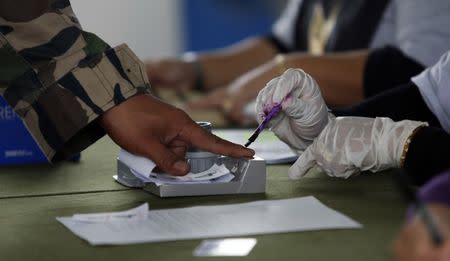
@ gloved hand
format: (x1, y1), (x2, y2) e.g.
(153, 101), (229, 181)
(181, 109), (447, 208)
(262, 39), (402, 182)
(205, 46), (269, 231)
(289, 117), (428, 179)
(255, 68), (332, 154)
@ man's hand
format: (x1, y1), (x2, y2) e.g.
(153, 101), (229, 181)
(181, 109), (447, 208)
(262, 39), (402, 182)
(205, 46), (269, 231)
(100, 95), (254, 176)
(393, 204), (450, 261)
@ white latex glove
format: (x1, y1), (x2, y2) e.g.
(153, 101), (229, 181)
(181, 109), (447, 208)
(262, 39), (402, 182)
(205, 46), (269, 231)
(256, 68), (332, 153)
(289, 117), (428, 179)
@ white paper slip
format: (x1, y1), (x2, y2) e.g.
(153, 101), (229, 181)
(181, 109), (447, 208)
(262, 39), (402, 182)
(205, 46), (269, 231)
(118, 150), (156, 178)
(142, 173), (235, 186)
(214, 129), (298, 164)
(56, 196), (362, 246)
(72, 203), (149, 223)
(119, 149), (235, 186)
(157, 164), (231, 182)
(193, 238), (257, 257)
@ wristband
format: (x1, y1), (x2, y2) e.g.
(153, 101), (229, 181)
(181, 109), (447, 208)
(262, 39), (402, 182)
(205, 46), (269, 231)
(400, 125), (427, 168)
(182, 52), (205, 92)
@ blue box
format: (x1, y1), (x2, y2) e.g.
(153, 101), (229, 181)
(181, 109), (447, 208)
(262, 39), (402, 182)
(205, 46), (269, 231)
(0, 96), (80, 165)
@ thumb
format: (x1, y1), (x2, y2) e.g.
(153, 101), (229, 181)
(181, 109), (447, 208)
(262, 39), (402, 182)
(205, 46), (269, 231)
(288, 145), (317, 180)
(144, 141), (190, 176)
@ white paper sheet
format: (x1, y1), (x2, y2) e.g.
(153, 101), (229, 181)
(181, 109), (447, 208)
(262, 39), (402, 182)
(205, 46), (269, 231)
(214, 129), (298, 164)
(57, 196), (362, 246)
(118, 150), (156, 178)
(72, 203), (149, 223)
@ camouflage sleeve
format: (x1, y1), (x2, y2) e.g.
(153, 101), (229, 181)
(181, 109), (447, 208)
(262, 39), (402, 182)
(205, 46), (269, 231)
(0, 0), (150, 162)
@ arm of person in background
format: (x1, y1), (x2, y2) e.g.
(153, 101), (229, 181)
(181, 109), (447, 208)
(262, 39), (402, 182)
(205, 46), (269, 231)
(188, 49), (367, 125)
(393, 171), (450, 261)
(334, 82), (440, 126)
(0, 0), (254, 175)
(284, 0), (450, 108)
(144, 0), (300, 93)
(208, 44), (428, 125)
(194, 0), (450, 125)
(145, 37), (278, 92)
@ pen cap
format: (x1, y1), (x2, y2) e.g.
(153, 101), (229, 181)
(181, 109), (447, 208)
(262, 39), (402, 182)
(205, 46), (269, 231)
(186, 122), (219, 173)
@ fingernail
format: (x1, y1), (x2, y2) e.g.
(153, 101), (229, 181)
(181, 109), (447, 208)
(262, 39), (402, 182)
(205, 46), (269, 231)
(245, 148), (255, 156)
(174, 161), (188, 173)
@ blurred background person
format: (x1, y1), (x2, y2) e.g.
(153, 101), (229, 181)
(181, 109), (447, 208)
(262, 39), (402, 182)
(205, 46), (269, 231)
(144, 0), (450, 125)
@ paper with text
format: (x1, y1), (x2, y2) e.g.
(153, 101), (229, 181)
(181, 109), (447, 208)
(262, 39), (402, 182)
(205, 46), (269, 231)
(57, 196), (362, 246)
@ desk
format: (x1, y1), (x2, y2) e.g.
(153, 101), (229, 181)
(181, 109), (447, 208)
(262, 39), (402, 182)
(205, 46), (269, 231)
(0, 95), (407, 260)
(0, 136), (405, 261)
(0, 137), (128, 199)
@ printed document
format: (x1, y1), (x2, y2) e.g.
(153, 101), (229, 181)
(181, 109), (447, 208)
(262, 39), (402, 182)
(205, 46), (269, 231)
(57, 196), (361, 246)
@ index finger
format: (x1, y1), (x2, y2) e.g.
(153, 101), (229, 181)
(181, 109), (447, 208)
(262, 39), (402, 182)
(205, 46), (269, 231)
(180, 122), (255, 158)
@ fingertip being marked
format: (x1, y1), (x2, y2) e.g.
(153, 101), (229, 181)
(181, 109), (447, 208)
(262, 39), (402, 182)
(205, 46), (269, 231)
(244, 147), (255, 157)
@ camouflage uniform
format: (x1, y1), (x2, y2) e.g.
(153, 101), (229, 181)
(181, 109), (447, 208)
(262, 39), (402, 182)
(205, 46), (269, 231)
(0, 0), (150, 162)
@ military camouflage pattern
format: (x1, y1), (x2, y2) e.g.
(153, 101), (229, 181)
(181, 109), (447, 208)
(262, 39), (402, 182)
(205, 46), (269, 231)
(0, 0), (150, 161)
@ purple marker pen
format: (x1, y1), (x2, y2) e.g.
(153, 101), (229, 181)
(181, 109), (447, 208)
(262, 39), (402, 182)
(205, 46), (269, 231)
(244, 86), (295, 148)
(244, 103), (283, 147)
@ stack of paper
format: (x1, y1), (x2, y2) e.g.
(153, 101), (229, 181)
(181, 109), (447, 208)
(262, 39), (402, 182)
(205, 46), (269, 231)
(57, 196), (362, 246)
(119, 150), (235, 186)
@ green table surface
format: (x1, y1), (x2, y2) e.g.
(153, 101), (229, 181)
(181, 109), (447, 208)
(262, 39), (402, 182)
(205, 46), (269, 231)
(0, 137), (129, 199)
(0, 94), (246, 199)
(0, 138), (406, 260)
(0, 98), (407, 260)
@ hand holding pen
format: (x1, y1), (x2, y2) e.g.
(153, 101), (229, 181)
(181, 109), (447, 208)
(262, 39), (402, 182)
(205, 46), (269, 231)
(245, 102), (284, 147)
(253, 69), (331, 152)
